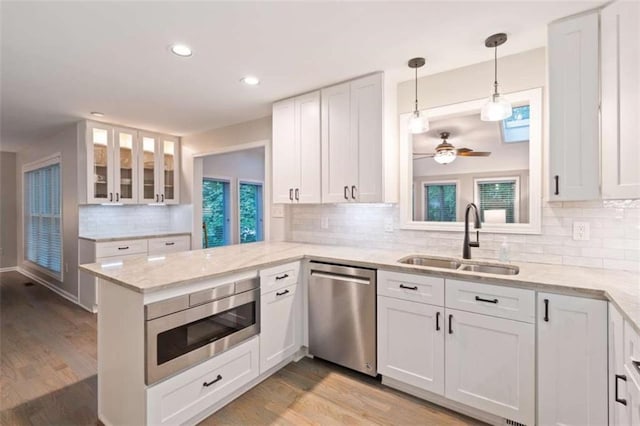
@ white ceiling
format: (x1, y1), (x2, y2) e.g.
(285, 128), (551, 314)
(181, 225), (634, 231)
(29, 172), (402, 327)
(1, 1), (603, 151)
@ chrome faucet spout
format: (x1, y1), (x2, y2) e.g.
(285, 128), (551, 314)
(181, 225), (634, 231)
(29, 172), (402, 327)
(463, 203), (481, 259)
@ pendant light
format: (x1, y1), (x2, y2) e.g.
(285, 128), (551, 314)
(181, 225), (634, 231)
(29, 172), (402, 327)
(408, 57), (429, 134)
(481, 33), (512, 121)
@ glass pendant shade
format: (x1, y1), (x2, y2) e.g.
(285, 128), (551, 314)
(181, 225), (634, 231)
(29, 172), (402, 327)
(434, 149), (456, 164)
(409, 110), (429, 134)
(481, 93), (512, 121)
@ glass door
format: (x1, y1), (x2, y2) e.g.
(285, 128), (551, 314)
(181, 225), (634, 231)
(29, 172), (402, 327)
(113, 128), (137, 204)
(162, 137), (178, 204)
(140, 133), (158, 203)
(239, 181), (264, 243)
(88, 123), (113, 203)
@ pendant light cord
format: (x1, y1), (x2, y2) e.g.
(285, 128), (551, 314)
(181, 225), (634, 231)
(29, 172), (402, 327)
(414, 66), (419, 113)
(493, 43), (499, 96)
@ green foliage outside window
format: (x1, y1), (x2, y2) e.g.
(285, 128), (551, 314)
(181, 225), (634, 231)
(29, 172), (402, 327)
(239, 183), (262, 243)
(202, 179), (228, 247)
(426, 184), (456, 222)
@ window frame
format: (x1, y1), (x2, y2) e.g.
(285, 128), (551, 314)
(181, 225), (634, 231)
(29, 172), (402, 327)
(202, 176), (232, 248)
(473, 176), (521, 224)
(237, 179), (264, 244)
(421, 180), (460, 222)
(22, 153), (64, 281)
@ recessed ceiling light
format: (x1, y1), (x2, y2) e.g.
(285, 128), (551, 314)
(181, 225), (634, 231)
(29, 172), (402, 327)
(170, 44), (192, 57)
(91, 112), (104, 117)
(241, 76), (260, 86)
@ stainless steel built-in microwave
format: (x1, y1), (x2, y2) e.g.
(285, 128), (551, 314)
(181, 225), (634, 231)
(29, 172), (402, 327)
(145, 277), (260, 385)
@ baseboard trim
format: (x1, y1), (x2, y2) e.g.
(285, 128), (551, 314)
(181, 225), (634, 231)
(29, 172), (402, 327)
(17, 267), (80, 306)
(0, 266), (18, 273)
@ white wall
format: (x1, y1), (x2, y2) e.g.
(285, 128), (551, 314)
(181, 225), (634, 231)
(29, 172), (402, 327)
(1, 152), (18, 268)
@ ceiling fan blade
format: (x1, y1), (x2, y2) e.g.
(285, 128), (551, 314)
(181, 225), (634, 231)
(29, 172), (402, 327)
(456, 147), (472, 153)
(458, 151), (491, 157)
(413, 153), (436, 157)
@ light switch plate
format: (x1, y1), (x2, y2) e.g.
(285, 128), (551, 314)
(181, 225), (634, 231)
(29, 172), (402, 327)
(572, 221), (590, 241)
(271, 204), (285, 218)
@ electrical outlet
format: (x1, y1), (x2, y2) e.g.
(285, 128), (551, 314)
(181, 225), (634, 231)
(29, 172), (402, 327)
(572, 221), (590, 241)
(384, 217), (394, 232)
(271, 204), (285, 218)
(321, 217), (329, 229)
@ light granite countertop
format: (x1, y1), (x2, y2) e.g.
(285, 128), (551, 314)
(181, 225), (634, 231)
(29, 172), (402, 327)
(78, 231), (191, 243)
(79, 241), (640, 331)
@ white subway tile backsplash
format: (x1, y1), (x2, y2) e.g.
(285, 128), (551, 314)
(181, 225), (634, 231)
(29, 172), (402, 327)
(287, 200), (640, 272)
(79, 204), (192, 236)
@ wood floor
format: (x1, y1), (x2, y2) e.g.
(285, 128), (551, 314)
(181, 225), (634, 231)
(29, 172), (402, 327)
(1, 271), (482, 426)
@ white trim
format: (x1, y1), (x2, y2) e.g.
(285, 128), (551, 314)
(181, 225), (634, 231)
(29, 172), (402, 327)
(22, 152), (61, 173)
(17, 266), (82, 307)
(420, 180), (460, 222)
(0, 266), (18, 273)
(399, 87), (542, 235)
(473, 176), (521, 224)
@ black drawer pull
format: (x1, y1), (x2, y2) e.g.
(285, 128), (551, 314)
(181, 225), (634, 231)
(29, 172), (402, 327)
(276, 289), (290, 297)
(109, 192), (113, 202)
(543, 298), (549, 322)
(448, 314), (453, 334)
(615, 374), (627, 406)
(436, 311), (441, 331)
(203, 374), (222, 387)
(475, 296), (498, 304)
(295, 188), (299, 201)
(289, 188), (293, 201)
(118, 246), (129, 250)
(399, 284), (418, 290)
(275, 273), (289, 281)
(165, 242), (175, 246)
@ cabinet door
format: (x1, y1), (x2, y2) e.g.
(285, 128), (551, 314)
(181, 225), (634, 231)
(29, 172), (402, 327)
(351, 73), (383, 203)
(272, 99), (297, 203)
(160, 135), (179, 204)
(113, 127), (138, 204)
(628, 371), (640, 426)
(445, 308), (534, 425)
(139, 132), (159, 203)
(548, 12), (600, 201)
(538, 293), (608, 426)
(377, 296), (444, 394)
(601, 1), (640, 199)
(260, 284), (300, 373)
(322, 82), (355, 203)
(295, 91), (321, 203)
(86, 122), (114, 204)
(611, 305), (631, 426)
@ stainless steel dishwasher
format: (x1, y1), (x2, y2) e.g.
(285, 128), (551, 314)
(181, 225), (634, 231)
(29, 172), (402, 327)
(308, 261), (377, 376)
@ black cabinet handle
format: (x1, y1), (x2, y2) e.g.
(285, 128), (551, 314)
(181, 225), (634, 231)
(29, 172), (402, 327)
(118, 246), (129, 250)
(289, 188), (293, 201)
(436, 311), (441, 331)
(109, 192), (113, 202)
(615, 374), (627, 406)
(295, 188), (299, 201)
(448, 314), (453, 334)
(543, 298), (549, 322)
(399, 284), (418, 290)
(115, 192), (120, 202)
(161, 193), (164, 202)
(203, 374), (222, 387)
(275, 273), (289, 281)
(343, 186), (349, 200)
(165, 242), (175, 246)
(351, 185), (357, 200)
(276, 289), (290, 296)
(475, 296), (498, 304)
(554, 175), (559, 195)
(156, 194), (159, 202)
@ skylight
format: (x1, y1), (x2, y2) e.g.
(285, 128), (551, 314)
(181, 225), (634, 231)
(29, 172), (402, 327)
(501, 105), (530, 143)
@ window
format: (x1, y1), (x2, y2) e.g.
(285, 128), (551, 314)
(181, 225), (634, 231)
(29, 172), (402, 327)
(501, 105), (530, 143)
(24, 158), (62, 278)
(424, 182), (457, 222)
(475, 178), (519, 224)
(202, 178), (230, 247)
(239, 182), (263, 244)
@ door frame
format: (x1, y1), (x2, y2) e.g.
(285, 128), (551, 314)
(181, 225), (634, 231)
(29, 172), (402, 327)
(192, 140), (270, 249)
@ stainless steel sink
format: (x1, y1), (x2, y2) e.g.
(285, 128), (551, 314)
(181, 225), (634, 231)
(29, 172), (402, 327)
(397, 255), (461, 270)
(459, 263), (520, 275)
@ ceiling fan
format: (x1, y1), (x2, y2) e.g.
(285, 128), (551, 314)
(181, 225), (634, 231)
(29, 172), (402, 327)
(413, 131), (491, 164)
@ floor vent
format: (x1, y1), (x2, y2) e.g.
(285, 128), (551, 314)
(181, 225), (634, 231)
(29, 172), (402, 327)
(24, 282), (34, 287)
(505, 419), (526, 426)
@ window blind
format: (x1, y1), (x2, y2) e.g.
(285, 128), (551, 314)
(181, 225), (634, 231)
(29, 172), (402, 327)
(25, 162), (62, 277)
(478, 181), (517, 223)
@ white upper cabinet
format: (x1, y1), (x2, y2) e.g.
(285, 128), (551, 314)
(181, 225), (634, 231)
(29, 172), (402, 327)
(113, 127), (138, 204)
(138, 132), (180, 205)
(548, 11), (600, 201)
(537, 292), (608, 426)
(601, 1), (640, 199)
(160, 135), (179, 205)
(85, 122), (115, 204)
(322, 73), (384, 203)
(272, 91), (321, 204)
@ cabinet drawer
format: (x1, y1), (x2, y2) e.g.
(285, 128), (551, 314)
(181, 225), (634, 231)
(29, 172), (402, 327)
(445, 279), (534, 323)
(378, 270), (444, 306)
(96, 239), (148, 258)
(148, 235), (191, 255)
(259, 261), (300, 294)
(147, 337), (259, 426)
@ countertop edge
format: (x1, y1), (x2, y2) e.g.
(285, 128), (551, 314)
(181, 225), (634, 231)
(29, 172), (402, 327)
(78, 231), (192, 242)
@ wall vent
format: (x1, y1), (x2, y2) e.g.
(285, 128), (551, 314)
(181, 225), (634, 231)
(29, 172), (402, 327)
(505, 419), (526, 426)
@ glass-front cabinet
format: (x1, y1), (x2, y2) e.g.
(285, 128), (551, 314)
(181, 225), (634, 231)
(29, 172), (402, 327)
(138, 131), (180, 204)
(114, 127), (137, 204)
(139, 132), (159, 203)
(88, 123), (112, 203)
(161, 136), (179, 204)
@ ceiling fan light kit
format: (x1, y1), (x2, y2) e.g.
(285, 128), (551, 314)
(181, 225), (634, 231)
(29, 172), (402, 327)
(480, 33), (513, 122)
(414, 131), (491, 165)
(408, 57), (429, 134)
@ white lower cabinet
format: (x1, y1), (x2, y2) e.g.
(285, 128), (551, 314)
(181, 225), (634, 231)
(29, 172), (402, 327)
(377, 296), (444, 394)
(611, 304), (631, 426)
(445, 308), (535, 425)
(537, 293), (608, 426)
(259, 283), (301, 373)
(146, 337), (259, 426)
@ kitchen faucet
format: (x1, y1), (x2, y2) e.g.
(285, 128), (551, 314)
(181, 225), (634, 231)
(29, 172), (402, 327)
(463, 203), (482, 259)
